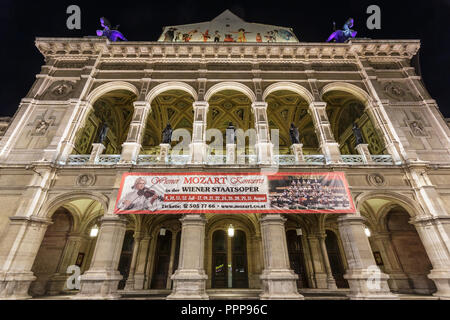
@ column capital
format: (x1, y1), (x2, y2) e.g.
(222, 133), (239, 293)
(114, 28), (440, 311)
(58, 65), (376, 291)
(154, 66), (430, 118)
(337, 213), (366, 225)
(132, 100), (150, 109)
(259, 213), (286, 224)
(9, 215), (53, 226)
(309, 101), (327, 109)
(251, 101), (268, 109)
(193, 101), (209, 109)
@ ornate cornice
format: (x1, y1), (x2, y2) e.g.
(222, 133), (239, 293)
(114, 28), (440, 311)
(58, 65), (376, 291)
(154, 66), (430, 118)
(35, 38), (421, 61)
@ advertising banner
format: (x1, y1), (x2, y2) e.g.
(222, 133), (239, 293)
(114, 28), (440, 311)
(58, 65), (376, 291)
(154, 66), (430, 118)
(114, 172), (355, 214)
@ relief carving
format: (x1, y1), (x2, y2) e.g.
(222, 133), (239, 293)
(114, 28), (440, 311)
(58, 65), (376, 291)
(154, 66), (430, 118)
(367, 173), (386, 187)
(76, 174), (96, 186)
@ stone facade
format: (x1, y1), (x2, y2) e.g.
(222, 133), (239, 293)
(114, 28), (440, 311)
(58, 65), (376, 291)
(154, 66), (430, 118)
(0, 17), (450, 300)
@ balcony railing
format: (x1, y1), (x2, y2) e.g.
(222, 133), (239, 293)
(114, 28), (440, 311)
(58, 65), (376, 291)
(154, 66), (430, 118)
(371, 155), (394, 164)
(206, 155), (226, 164)
(304, 155), (326, 164)
(64, 153), (394, 166)
(137, 155), (159, 165)
(97, 155), (121, 165)
(66, 155), (90, 165)
(341, 155), (365, 164)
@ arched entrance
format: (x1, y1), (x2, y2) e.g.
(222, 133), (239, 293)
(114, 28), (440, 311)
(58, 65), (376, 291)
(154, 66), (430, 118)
(286, 229), (309, 288)
(30, 209), (72, 296)
(151, 230), (174, 289)
(29, 197), (103, 296)
(118, 230), (134, 290)
(386, 206), (436, 294)
(211, 229), (249, 288)
(325, 230), (348, 288)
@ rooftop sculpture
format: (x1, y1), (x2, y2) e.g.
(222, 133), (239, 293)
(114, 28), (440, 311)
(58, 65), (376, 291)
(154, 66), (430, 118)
(326, 18), (357, 43)
(96, 17), (127, 42)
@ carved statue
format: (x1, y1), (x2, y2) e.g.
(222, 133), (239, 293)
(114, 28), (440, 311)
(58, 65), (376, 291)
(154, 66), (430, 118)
(326, 18), (357, 43)
(35, 119), (50, 134)
(96, 17), (127, 42)
(352, 122), (364, 145)
(289, 123), (300, 144)
(162, 123), (173, 144)
(97, 123), (109, 144)
(226, 122), (236, 144)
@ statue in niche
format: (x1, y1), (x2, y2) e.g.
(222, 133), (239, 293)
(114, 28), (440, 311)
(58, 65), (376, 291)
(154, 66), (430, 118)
(352, 122), (365, 145)
(97, 123), (109, 144)
(226, 122), (236, 144)
(289, 123), (300, 144)
(162, 123), (173, 144)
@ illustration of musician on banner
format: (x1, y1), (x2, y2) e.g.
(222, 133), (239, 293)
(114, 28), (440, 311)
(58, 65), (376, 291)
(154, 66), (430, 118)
(116, 177), (165, 211)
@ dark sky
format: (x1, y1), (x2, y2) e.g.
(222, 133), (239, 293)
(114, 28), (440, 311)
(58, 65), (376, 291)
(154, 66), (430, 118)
(1, 0), (449, 117)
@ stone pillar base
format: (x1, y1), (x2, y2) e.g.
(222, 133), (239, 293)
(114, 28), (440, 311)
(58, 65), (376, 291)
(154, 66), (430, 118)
(75, 270), (123, 300)
(0, 271), (36, 299)
(88, 143), (105, 164)
(290, 143), (304, 163)
(133, 274), (145, 290)
(327, 276), (338, 290)
(314, 272), (329, 289)
(124, 278), (135, 291)
(166, 270), (209, 300)
(226, 144), (236, 164)
(259, 270), (304, 300)
(356, 144), (374, 164)
(159, 143), (170, 164)
(322, 142), (342, 163)
(119, 142), (141, 164)
(428, 269), (450, 299)
(256, 142), (273, 165)
(46, 273), (69, 295)
(345, 269), (398, 300)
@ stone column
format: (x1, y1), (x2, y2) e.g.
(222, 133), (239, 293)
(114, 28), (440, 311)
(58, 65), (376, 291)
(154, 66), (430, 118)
(318, 233), (338, 289)
(120, 101), (151, 164)
(77, 215), (127, 299)
(124, 232), (142, 291)
(47, 233), (84, 295)
(57, 101), (94, 163)
(370, 232), (410, 292)
(133, 235), (151, 290)
(0, 216), (51, 299)
(190, 101), (209, 164)
(337, 214), (397, 299)
(290, 143), (304, 163)
(411, 216), (450, 299)
(167, 214), (208, 300)
(355, 144), (374, 164)
(88, 143), (105, 164)
(259, 214), (303, 299)
(251, 102), (273, 165)
(306, 234), (328, 288)
(309, 102), (342, 163)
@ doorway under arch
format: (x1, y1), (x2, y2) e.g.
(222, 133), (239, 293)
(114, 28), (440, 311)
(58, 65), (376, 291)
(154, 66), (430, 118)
(211, 229), (249, 289)
(286, 229), (309, 288)
(325, 230), (348, 288)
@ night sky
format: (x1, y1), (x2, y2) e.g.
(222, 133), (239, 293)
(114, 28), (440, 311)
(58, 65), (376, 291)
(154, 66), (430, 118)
(1, 0), (449, 117)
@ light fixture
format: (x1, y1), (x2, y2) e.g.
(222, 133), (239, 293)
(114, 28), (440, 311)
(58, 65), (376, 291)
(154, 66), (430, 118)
(160, 227), (166, 236)
(227, 224), (235, 237)
(90, 224), (99, 238)
(364, 227), (371, 237)
(296, 227), (303, 236)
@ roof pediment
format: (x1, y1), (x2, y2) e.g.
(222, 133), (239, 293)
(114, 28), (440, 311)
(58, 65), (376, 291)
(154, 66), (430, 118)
(157, 9), (299, 43)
